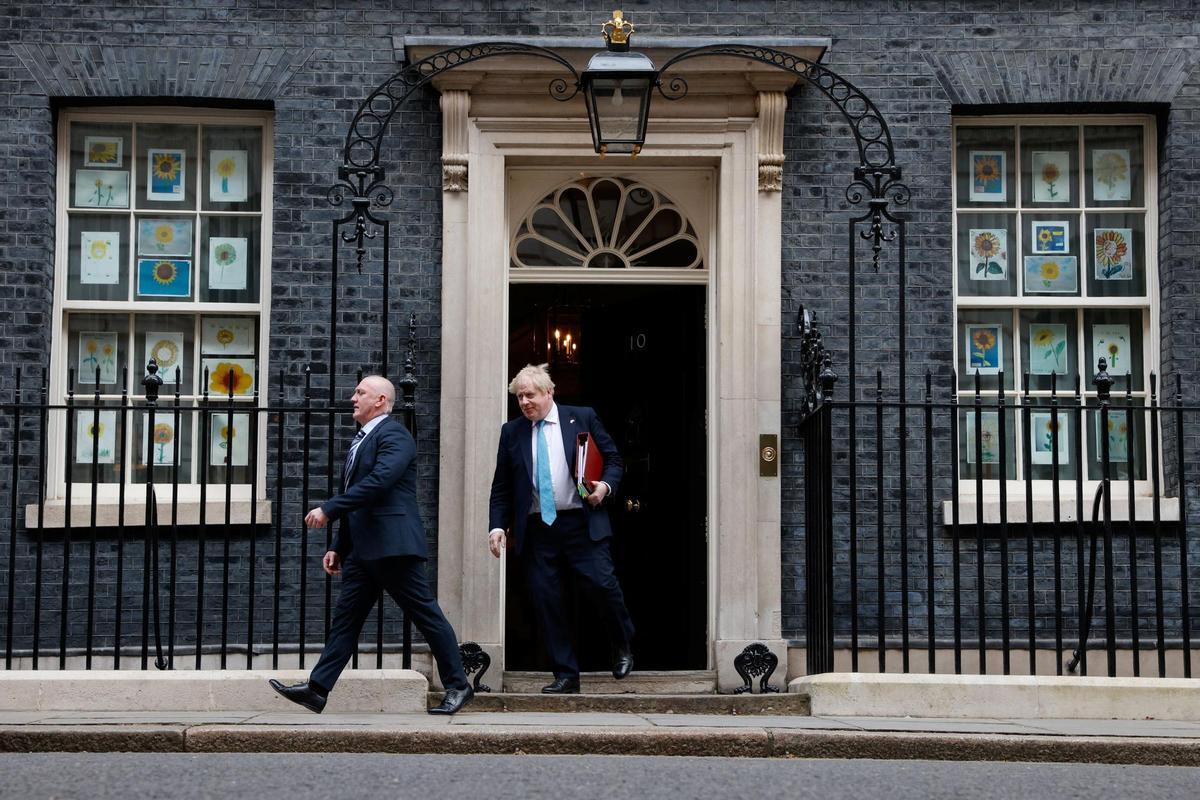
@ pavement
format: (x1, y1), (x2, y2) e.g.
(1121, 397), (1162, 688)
(2, 708), (1200, 766)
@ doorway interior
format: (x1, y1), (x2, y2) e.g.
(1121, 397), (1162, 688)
(504, 282), (708, 671)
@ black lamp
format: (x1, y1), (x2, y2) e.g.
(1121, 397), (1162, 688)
(580, 10), (658, 156)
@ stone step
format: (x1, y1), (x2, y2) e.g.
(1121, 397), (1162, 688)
(428, 691), (810, 715)
(499, 670), (718, 695)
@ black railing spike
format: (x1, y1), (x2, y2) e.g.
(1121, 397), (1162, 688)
(143, 359), (163, 402)
(1094, 357), (1113, 400)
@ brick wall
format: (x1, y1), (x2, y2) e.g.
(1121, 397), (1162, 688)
(0, 0), (1197, 661)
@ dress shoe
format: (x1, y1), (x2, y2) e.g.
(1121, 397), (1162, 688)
(428, 685), (474, 715)
(269, 679), (327, 714)
(541, 676), (581, 694)
(612, 651), (634, 680)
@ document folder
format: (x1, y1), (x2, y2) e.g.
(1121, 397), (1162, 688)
(575, 432), (604, 497)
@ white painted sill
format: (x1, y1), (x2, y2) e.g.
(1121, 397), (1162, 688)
(943, 486), (1181, 526)
(25, 485), (273, 529)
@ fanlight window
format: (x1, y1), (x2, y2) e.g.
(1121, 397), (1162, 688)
(511, 177), (703, 269)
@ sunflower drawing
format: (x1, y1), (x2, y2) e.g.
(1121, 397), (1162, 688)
(1095, 229), (1129, 279)
(1035, 259), (1061, 288)
(216, 328), (235, 349)
(209, 362), (253, 396)
(216, 157), (236, 194)
(152, 422), (174, 463)
(1033, 326), (1065, 370)
(1106, 341), (1121, 370)
(154, 223), (174, 248)
(88, 239), (109, 260)
(87, 140), (119, 165)
(974, 156), (1000, 187)
(152, 260), (178, 286)
(970, 328), (998, 370)
(1041, 418), (1062, 453)
(1040, 161), (1060, 198)
(1095, 151), (1128, 195)
(971, 231), (1005, 277)
(150, 338), (179, 370)
(153, 152), (181, 183)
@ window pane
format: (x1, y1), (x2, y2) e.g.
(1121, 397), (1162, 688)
(67, 313), (128, 392)
(134, 314), (196, 394)
(1084, 125), (1144, 208)
(1020, 309), (1078, 392)
(958, 213), (1016, 297)
(136, 123), (197, 210)
(958, 406), (1016, 481)
(1086, 398), (1146, 481)
(1020, 126), (1078, 208)
(202, 126), (263, 212)
(1083, 308), (1144, 392)
(133, 214), (194, 302)
(1023, 398), (1080, 481)
(956, 126), (1014, 208)
(1021, 213), (1080, 297)
(69, 400), (125, 484)
(202, 405), (258, 485)
(1086, 212), (1146, 297)
(68, 122), (132, 211)
(67, 213), (130, 301)
(198, 216), (261, 303)
(132, 406), (194, 484)
(957, 309), (1014, 391)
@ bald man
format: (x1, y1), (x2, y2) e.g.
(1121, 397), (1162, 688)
(270, 376), (473, 715)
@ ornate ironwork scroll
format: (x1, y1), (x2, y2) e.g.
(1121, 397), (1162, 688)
(732, 642), (780, 694)
(797, 306), (837, 423)
(459, 641), (493, 692)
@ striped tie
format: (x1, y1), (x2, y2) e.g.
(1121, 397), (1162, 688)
(344, 428), (367, 485)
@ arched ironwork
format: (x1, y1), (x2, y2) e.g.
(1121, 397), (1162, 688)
(326, 41), (913, 678)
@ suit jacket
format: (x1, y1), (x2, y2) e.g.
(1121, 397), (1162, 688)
(488, 404), (624, 554)
(321, 415), (428, 561)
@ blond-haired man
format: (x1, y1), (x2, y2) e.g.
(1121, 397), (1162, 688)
(488, 364), (633, 693)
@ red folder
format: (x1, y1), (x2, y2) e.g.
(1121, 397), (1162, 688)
(575, 432), (604, 495)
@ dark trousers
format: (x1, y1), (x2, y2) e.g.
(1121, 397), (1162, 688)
(525, 509), (635, 679)
(310, 554), (469, 693)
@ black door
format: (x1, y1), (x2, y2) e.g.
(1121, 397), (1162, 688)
(505, 283), (707, 671)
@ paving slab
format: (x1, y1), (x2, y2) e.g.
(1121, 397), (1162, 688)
(447, 712), (652, 727)
(1014, 718), (1200, 738)
(29, 712), (254, 726)
(241, 712), (452, 727)
(824, 716), (1054, 735)
(644, 714), (857, 729)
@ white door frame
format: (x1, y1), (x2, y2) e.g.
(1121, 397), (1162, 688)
(422, 44), (809, 688)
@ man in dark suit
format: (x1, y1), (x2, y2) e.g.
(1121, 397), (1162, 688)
(488, 363), (634, 694)
(270, 375), (473, 715)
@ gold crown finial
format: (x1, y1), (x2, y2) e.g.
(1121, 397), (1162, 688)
(602, 10), (634, 49)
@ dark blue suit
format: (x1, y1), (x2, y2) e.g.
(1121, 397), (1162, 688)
(309, 415), (468, 693)
(489, 404), (634, 679)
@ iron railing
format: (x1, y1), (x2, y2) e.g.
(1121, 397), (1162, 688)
(0, 360), (419, 670)
(801, 319), (1196, 678)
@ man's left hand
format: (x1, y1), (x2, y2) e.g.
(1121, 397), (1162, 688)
(586, 481), (609, 507)
(305, 507), (329, 528)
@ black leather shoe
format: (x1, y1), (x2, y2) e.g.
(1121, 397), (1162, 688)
(429, 685), (474, 715)
(541, 676), (580, 694)
(612, 651), (634, 680)
(269, 679), (327, 714)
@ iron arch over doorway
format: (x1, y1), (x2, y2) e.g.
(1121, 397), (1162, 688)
(326, 39), (912, 675)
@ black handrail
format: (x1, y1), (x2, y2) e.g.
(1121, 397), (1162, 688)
(1066, 482), (1108, 674)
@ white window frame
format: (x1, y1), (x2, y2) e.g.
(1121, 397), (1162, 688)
(949, 113), (1176, 523)
(47, 107), (273, 508)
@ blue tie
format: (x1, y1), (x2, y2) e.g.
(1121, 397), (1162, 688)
(536, 420), (557, 525)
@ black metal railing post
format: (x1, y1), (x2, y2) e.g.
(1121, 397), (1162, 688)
(1095, 358), (1117, 676)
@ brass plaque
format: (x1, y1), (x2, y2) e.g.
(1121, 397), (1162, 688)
(759, 434), (778, 477)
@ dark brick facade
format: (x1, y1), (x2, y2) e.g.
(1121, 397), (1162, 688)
(0, 1), (1198, 663)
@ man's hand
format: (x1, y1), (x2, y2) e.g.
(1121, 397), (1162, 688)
(305, 507), (329, 528)
(322, 550), (341, 576)
(488, 530), (507, 559)
(586, 481), (609, 507)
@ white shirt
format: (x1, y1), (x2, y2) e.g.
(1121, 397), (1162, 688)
(528, 403), (583, 516)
